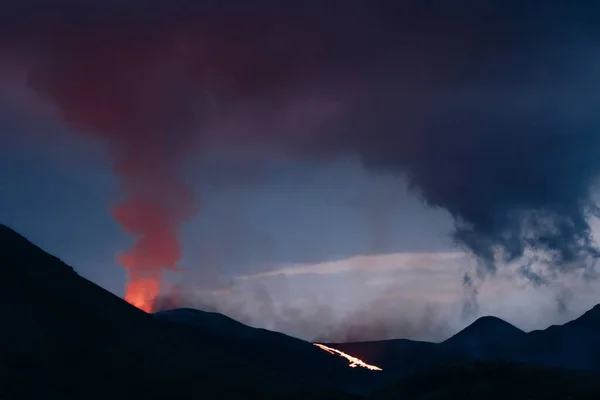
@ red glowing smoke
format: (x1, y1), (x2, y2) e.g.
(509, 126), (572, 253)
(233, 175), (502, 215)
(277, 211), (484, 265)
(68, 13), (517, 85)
(4, 2), (600, 312)
(18, 8), (349, 311)
(27, 29), (201, 311)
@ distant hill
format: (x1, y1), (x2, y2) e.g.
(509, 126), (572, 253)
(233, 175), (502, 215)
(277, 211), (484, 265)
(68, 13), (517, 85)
(441, 316), (527, 360)
(0, 224), (362, 399)
(443, 316), (525, 348)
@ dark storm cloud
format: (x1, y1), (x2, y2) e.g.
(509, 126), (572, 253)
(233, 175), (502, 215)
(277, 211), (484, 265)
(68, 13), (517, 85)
(2, 0), (600, 276)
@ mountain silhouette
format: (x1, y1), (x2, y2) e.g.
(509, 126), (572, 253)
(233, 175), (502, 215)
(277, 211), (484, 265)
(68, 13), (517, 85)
(2, 222), (600, 399)
(325, 304), (600, 381)
(440, 316), (527, 361)
(444, 316), (525, 347)
(0, 224), (362, 399)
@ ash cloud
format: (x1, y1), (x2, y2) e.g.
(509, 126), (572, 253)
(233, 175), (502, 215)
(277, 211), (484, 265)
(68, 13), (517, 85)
(2, 0), (600, 295)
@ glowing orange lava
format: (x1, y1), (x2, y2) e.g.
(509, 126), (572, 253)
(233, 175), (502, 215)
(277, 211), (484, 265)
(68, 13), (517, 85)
(313, 343), (382, 371)
(124, 278), (160, 313)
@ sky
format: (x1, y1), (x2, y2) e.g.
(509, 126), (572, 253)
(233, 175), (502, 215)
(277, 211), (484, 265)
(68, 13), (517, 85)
(2, 1), (600, 342)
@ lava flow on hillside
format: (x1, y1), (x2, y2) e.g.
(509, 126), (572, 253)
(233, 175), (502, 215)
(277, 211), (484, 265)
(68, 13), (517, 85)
(313, 343), (382, 371)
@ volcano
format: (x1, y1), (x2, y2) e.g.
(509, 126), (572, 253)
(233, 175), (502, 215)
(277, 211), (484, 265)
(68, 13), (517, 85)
(0, 224), (369, 399)
(2, 223), (600, 399)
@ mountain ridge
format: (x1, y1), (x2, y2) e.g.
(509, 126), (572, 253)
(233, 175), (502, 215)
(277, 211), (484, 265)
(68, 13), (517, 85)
(2, 222), (600, 399)
(0, 223), (367, 399)
(322, 300), (600, 379)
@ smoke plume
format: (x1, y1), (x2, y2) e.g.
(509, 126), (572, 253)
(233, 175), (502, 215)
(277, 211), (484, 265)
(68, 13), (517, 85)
(21, 23), (203, 311)
(3, 1), (600, 309)
(153, 285), (454, 343)
(461, 273), (480, 322)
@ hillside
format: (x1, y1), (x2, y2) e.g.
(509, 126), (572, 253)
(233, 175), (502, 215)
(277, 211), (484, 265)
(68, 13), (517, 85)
(154, 308), (381, 393)
(0, 224), (360, 399)
(155, 308), (260, 340)
(324, 338), (446, 379)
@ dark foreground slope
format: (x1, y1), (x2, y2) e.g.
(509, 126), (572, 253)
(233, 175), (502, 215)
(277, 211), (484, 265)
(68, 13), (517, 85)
(371, 361), (600, 400)
(0, 224), (360, 400)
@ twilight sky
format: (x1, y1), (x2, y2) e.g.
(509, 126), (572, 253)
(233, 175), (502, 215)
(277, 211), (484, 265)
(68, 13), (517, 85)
(2, 1), (600, 342)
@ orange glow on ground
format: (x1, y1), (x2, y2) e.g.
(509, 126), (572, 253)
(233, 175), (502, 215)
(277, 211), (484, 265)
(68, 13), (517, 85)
(124, 278), (160, 312)
(313, 343), (382, 371)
